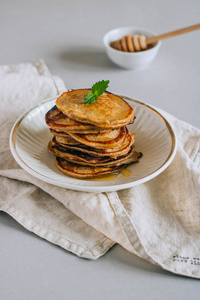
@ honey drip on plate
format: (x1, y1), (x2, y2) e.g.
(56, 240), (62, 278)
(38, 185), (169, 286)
(89, 168), (131, 181)
(119, 168), (131, 179)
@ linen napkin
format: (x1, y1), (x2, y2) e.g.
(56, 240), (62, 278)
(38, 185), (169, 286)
(0, 60), (199, 278)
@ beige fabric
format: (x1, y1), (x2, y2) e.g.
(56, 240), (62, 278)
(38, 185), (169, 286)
(0, 60), (115, 259)
(0, 60), (199, 278)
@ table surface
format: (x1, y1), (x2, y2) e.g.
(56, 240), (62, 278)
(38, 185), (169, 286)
(0, 0), (200, 299)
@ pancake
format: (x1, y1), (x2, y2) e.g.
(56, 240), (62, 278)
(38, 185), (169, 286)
(48, 140), (137, 167)
(53, 133), (135, 158)
(112, 151), (142, 166)
(45, 105), (110, 134)
(50, 129), (70, 137)
(68, 126), (127, 149)
(55, 157), (127, 179)
(55, 135), (80, 145)
(56, 90), (135, 129)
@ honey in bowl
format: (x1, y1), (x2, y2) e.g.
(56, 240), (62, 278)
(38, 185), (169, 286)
(110, 34), (155, 52)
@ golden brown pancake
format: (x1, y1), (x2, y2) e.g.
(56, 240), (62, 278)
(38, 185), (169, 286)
(112, 151), (142, 166)
(50, 129), (69, 137)
(53, 129), (130, 150)
(55, 135), (80, 145)
(45, 105), (110, 134)
(55, 157), (127, 179)
(56, 90), (135, 129)
(68, 126), (127, 149)
(48, 139), (138, 167)
(52, 133), (135, 158)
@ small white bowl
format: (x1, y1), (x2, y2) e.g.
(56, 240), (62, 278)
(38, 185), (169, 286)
(103, 27), (161, 70)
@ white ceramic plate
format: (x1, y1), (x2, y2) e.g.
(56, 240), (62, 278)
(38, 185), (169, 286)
(10, 96), (177, 192)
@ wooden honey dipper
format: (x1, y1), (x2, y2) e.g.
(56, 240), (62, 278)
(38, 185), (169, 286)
(110, 23), (200, 52)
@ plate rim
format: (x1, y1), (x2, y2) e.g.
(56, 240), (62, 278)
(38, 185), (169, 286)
(9, 95), (177, 192)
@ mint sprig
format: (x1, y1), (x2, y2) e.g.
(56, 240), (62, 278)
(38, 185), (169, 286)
(84, 80), (110, 104)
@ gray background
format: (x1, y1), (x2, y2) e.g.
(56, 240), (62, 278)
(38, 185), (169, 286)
(0, 0), (200, 299)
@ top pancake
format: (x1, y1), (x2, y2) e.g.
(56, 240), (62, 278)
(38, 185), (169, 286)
(45, 105), (110, 134)
(56, 90), (134, 129)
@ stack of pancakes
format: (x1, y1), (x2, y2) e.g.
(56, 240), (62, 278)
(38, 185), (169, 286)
(45, 89), (141, 179)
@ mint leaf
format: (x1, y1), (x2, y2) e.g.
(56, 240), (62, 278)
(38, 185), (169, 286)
(84, 80), (110, 104)
(92, 80), (110, 98)
(84, 91), (97, 104)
